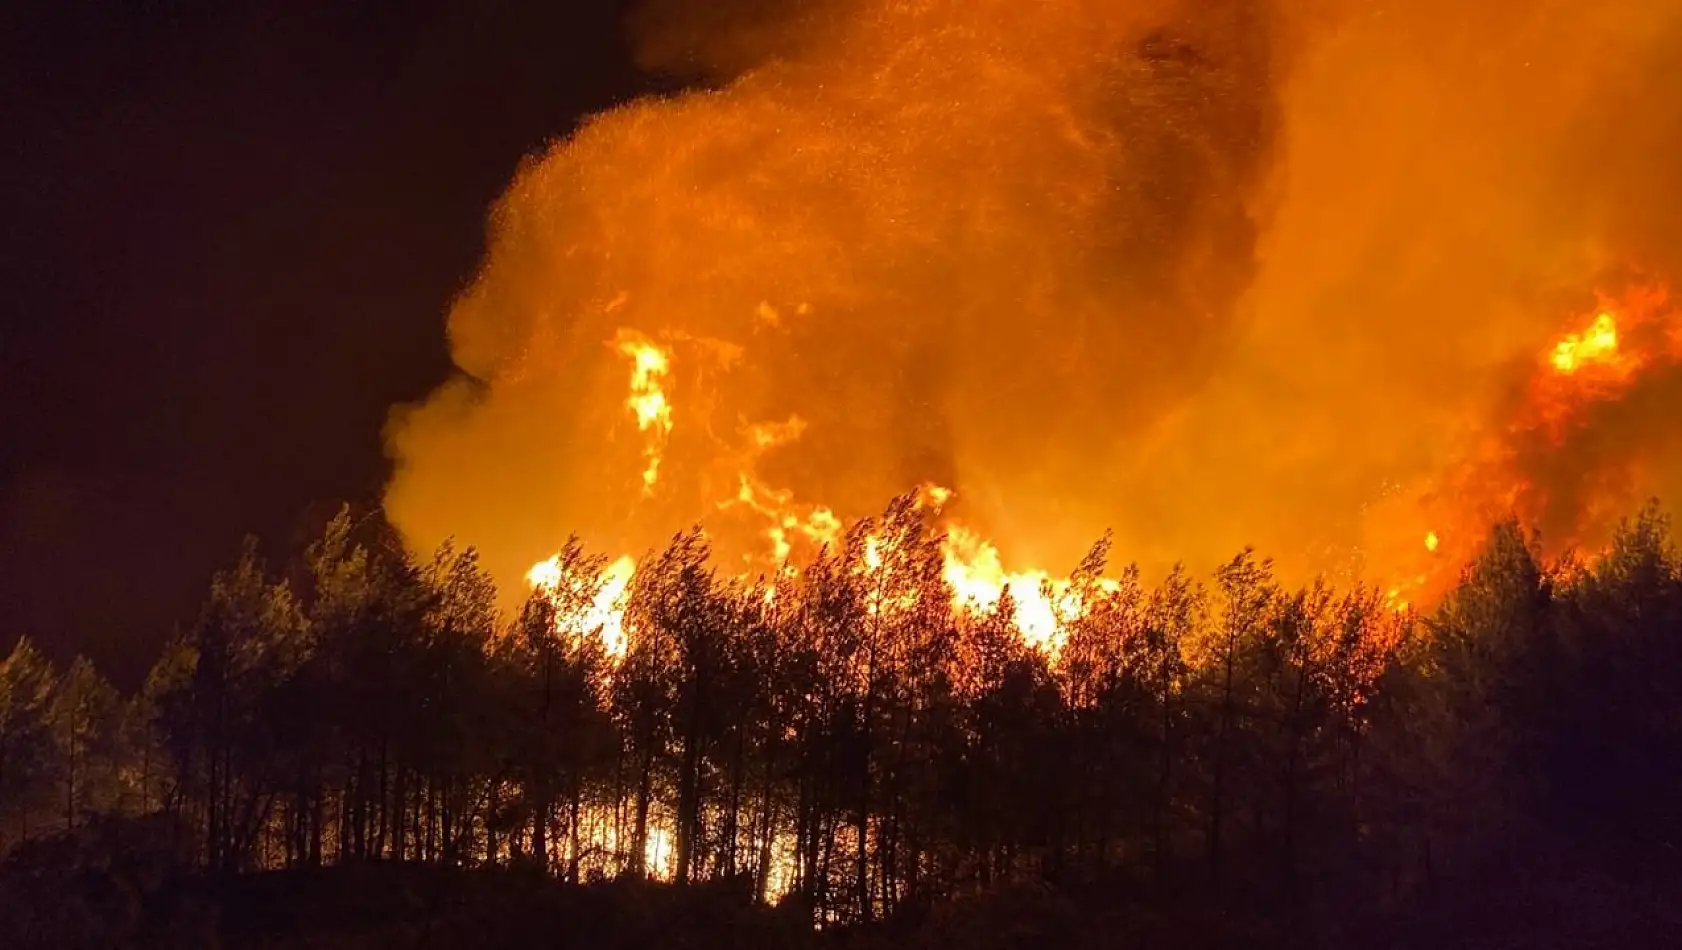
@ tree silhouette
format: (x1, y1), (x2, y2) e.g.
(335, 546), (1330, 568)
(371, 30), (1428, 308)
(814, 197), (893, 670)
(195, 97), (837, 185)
(6, 495), (1682, 948)
(0, 637), (58, 846)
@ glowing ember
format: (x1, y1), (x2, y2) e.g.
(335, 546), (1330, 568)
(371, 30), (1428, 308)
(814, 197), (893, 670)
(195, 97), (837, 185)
(1424, 531), (1439, 553)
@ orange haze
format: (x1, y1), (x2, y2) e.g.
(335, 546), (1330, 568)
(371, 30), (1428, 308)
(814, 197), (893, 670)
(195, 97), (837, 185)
(384, 0), (1682, 623)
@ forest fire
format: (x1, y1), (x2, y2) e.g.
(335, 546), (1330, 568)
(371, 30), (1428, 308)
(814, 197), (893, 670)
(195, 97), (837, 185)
(1367, 284), (1682, 611)
(526, 551), (636, 657)
(16, 1), (1682, 936)
(382, 0), (1682, 662)
(524, 281), (1682, 652)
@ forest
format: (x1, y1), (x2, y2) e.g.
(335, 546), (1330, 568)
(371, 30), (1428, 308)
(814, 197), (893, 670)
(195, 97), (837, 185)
(3, 494), (1682, 948)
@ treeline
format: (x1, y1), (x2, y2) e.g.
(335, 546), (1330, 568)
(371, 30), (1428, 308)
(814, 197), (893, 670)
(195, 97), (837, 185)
(3, 495), (1681, 932)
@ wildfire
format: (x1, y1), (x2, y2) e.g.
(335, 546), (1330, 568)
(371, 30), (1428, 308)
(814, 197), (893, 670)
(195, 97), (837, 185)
(941, 524), (1118, 653)
(381, 0), (1682, 692)
(1549, 312), (1620, 374)
(614, 331), (673, 493)
(1367, 283), (1680, 609)
(523, 282), (1682, 655)
(726, 473), (842, 564)
(562, 811), (682, 884)
(529, 486), (1119, 660)
(525, 553), (637, 657)
(362, 0), (1682, 905)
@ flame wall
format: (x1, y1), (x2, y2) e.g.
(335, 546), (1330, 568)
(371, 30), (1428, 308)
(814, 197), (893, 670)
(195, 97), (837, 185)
(384, 0), (1682, 599)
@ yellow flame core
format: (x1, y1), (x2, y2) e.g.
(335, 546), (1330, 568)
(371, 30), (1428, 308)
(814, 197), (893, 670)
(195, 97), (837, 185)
(1365, 288), (1677, 613)
(1549, 312), (1619, 374)
(643, 827), (675, 880)
(941, 524), (1118, 654)
(525, 554), (637, 658)
(561, 812), (685, 884)
(614, 332), (673, 492)
(526, 503), (1121, 661)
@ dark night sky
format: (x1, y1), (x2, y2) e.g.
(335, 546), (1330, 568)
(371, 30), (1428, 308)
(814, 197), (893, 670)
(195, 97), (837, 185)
(1, 1), (654, 686)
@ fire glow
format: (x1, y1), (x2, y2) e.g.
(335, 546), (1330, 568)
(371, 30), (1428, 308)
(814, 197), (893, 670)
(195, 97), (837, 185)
(1551, 313), (1620, 375)
(525, 287), (1682, 657)
(383, 0), (1682, 663)
(614, 331), (673, 493)
(1369, 286), (1682, 612)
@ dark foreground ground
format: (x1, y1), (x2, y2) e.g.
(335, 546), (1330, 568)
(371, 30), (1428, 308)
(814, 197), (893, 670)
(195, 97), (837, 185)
(4, 820), (1681, 949)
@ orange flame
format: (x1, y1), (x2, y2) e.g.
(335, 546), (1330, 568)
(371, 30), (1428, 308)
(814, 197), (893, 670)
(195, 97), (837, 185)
(614, 331), (673, 493)
(528, 489), (1121, 660)
(1549, 312), (1620, 374)
(525, 553), (637, 658)
(531, 283), (1680, 653)
(1367, 283), (1680, 609)
(941, 524), (1118, 653)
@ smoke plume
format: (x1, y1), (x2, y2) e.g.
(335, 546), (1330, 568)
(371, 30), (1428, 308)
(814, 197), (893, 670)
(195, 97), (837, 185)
(384, 0), (1682, 599)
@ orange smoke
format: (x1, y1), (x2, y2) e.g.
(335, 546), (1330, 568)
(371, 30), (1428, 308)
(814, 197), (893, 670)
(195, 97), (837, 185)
(1368, 284), (1682, 608)
(385, 0), (1682, 630)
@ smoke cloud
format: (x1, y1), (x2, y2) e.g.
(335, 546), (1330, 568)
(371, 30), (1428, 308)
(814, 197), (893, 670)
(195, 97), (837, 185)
(384, 0), (1682, 599)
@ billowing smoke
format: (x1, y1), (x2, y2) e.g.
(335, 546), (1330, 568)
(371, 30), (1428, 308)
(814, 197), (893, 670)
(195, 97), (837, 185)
(1177, 0), (1682, 582)
(384, 0), (1682, 601)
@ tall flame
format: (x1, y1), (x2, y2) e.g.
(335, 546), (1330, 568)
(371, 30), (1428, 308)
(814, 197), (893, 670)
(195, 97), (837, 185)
(615, 331), (673, 493)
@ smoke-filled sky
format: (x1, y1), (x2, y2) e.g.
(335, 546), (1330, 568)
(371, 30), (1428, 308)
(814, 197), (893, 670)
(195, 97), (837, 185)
(386, 0), (1682, 600)
(9, 1), (1682, 681)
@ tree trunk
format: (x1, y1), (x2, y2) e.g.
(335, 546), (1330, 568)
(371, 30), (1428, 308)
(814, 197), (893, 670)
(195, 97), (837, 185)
(393, 765), (408, 861)
(374, 740), (390, 859)
(532, 792), (549, 873)
(676, 724), (702, 884)
(632, 743), (654, 878)
(1154, 665), (1173, 889)
(1210, 635), (1236, 890)
(857, 684), (876, 922)
(1282, 664), (1307, 896)
(568, 780), (583, 882)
